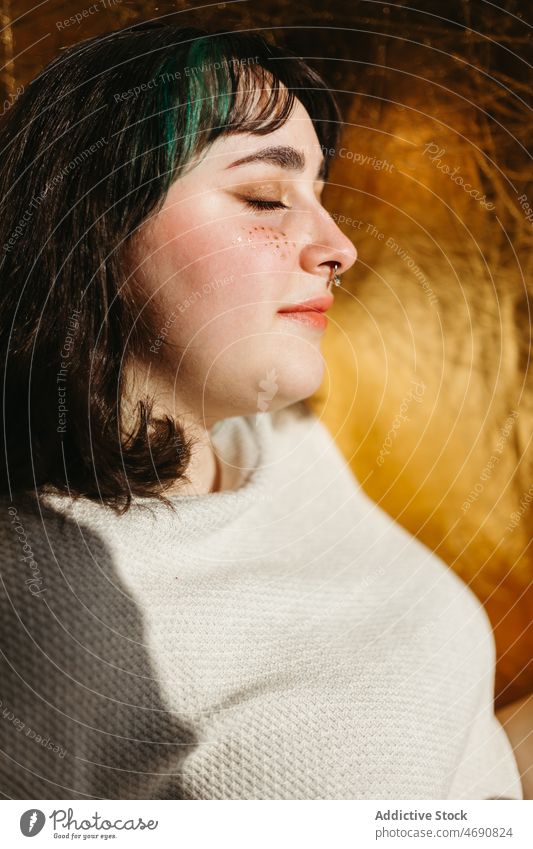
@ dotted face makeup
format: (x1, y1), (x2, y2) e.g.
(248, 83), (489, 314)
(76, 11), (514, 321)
(232, 226), (298, 261)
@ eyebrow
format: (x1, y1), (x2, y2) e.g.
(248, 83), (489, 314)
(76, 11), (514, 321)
(225, 144), (327, 182)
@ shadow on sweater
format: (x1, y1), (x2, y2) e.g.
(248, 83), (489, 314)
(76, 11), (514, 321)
(0, 495), (197, 800)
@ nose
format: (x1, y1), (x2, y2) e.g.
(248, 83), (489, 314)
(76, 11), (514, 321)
(298, 207), (358, 283)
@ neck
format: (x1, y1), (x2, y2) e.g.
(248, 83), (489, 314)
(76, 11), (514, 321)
(166, 421), (222, 496)
(121, 360), (223, 496)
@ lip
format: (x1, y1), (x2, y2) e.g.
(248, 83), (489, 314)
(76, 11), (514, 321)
(278, 310), (329, 330)
(277, 294), (334, 314)
(277, 295), (332, 332)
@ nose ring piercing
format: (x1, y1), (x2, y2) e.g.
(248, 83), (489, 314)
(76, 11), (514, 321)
(328, 263), (342, 290)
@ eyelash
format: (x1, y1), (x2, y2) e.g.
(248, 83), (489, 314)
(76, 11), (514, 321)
(240, 197), (290, 212)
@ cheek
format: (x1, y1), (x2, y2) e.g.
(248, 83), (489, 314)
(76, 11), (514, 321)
(138, 213), (300, 342)
(140, 213), (238, 309)
(171, 220), (300, 316)
(157, 272), (264, 353)
(232, 224), (298, 263)
(147, 204), (299, 291)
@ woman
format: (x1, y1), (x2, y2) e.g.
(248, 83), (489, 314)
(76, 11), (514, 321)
(0, 23), (524, 799)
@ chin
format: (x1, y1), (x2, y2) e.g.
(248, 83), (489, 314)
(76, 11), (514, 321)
(206, 338), (326, 417)
(265, 352), (326, 410)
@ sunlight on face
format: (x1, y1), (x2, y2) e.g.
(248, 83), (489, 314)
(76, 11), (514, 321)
(128, 95), (357, 427)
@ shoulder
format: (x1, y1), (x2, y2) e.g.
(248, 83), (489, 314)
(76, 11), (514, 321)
(0, 491), (83, 541)
(0, 491), (115, 593)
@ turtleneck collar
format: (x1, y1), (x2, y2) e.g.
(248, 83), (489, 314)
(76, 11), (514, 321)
(40, 411), (276, 537)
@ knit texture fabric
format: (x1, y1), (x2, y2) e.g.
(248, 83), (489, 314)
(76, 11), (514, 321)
(0, 404), (523, 800)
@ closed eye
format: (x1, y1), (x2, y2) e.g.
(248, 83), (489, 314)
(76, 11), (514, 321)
(240, 196), (290, 212)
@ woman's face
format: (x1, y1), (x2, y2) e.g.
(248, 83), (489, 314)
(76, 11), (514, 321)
(129, 95), (357, 427)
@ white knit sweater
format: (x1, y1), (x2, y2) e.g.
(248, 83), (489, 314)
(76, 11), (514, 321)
(0, 404), (522, 800)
